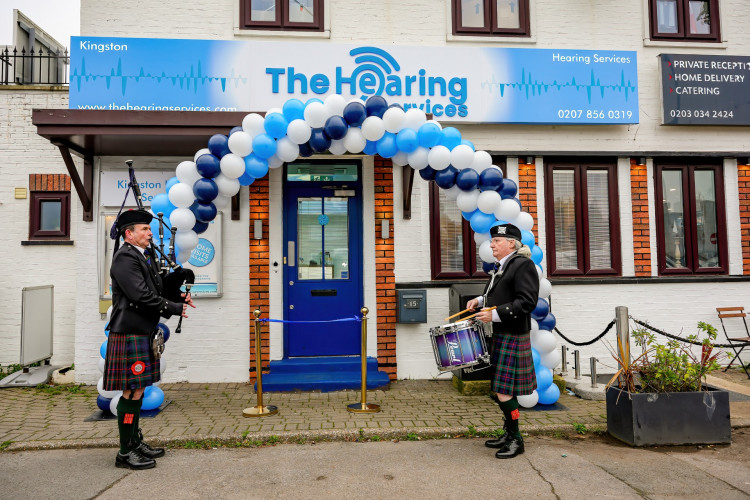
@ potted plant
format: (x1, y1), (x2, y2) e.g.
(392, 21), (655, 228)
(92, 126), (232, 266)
(606, 322), (731, 446)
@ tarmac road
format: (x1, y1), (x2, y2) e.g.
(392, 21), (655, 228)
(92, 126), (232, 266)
(1, 428), (749, 499)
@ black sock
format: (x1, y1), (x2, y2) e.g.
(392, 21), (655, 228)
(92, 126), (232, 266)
(117, 397), (139, 454)
(131, 397), (143, 447)
(498, 397), (522, 440)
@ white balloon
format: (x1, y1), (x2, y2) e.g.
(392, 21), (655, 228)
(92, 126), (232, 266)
(193, 148), (210, 162)
(176, 161), (201, 186)
(473, 232), (490, 245)
(267, 155), (284, 169)
(427, 145), (451, 170)
(328, 139), (347, 155)
(536, 264), (544, 280)
(361, 116), (385, 141)
(175, 230), (199, 251)
(266, 107), (283, 116)
(304, 101), (328, 128)
(343, 127), (366, 153)
(106, 305), (113, 322)
(219, 154), (246, 179)
(109, 393), (122, 416)
(456, 189), (480, 212)
(541, 349), (561, 370)
(477, 190), (502, 215)
(214, 174), (240, 197)
(213, 194), (230, 209)
(478, 240), (494, 263)
(496, 198), (521, 222)
(382, 107), (406, 133)
(517, 391), (539, 408)
(276, 137), (300, 162)
(97, 377), (119, 399)
(445, 185), (462, 201)
(515, 212), (535, 231)
(170, 207), (197, 231)
(242, 113), (266, 136)
(402, 107), (427, 130)
(451, 144), (475, 170)
(530, 318), (540, 333)
(177, 249), (192, 264)
(97, 357), (105, 373)
(287, 119), (312, 144)
(324, 94), (347, 117)
(391, 151), (409, 167)
(407, 147), (430, 170)
(168, 182), (196, 208)
(160, 358), (167, 376)
(539, 278), (552, 298)
(533, 330), (557, 353)
(227, 131), (253, 157)
(470, 150), (493, 173)
(425, 119), (443, 130)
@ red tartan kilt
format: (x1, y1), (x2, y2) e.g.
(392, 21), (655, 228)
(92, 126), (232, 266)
(103, 332), (160, 391)
(490, 331), (537, 396)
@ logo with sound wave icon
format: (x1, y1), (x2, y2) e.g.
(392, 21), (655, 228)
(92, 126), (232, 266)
(345, 47), (401, 99)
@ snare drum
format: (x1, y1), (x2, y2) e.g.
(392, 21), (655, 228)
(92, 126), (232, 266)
(429, 319), (489, 372)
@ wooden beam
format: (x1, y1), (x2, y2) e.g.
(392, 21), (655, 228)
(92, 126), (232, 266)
(231, 191), (240, 221)
(402, 165), (414, 219)
(54, 143), (93, 221)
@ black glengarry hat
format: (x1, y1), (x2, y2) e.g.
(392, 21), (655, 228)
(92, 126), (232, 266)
(490, 223), (522, 241)
(116, 209), (153, 232)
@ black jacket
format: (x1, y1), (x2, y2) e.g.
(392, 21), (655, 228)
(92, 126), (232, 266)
(483, 253), (540, 334)
(108, 243), (183, 335)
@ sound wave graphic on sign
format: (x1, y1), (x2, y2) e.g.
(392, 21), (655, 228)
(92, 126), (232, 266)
(70, 57), (247, 95)
(481, 68), (636, 103)
(348, 46), (401, 99)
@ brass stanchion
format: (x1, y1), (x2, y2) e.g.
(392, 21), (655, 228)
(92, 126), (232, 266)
(347, 306), (381, 413)
(243, 309), (278, 417)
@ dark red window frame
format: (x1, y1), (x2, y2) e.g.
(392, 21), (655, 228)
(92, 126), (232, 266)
(452, 0), (530, 37)
(29, 191), (70, 240)
(648, 0), (721, 42)
(240, 0), (324, 31)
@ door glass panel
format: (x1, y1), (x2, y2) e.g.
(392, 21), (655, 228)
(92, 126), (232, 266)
(461, 0), (486, 28)
(324, 198), (349, 279)
(662, 170), (686, 268)
(297, 198), (324, 280)
(250, 0), (276, 21)
(288, 0), (314, 23)
(656, 0), (678, 33)
(586, 170), (612, 269)
(688, 1), (711, 34)
(287, 163), (358, 182)
(552, 170), (578, 269)
(694, 170), (718, 268)
(496, 0), (520, 29)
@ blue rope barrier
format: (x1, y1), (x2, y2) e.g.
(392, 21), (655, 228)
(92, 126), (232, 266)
(258, 315), (362, 324)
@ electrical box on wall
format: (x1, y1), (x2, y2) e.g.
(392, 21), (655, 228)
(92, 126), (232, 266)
(397, 289), (427, 323)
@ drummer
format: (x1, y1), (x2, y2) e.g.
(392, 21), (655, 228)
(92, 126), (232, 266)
(466, 223), (539, 459)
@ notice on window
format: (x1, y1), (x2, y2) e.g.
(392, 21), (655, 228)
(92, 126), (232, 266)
(660, 54), (750, 125)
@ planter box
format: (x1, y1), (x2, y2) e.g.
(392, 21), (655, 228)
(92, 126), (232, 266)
(606, 386), (731, 446)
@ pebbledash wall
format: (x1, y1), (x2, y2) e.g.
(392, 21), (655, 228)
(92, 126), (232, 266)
(5, 0), (749, 381)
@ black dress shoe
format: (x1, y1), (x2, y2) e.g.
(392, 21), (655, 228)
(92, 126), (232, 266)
(115, 450), (156, 470)
(495, 437), (524, 459)
(485, 433), (510, 449)
(135, 441), (165, 459)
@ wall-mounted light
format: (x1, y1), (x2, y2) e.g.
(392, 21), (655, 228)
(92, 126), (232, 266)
(253, 219), (263, 240)
(635, 157), (647, 166)
(524, 156), (535, 165)
(381, 219), (390, 239)
(737, 157), (750, 166)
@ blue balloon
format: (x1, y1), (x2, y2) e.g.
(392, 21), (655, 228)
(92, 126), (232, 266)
(193, 220), (209, 235)
(375, 132), (398, 158)
(538, 313), (557, 332)
(363, 140), (378, 156)
(252, 134), (277, 159)
(531, 347), (541, 368)
(439, 127), (462, 149)
(418, 166), (436, 181)
(244, 154), (269, 178)
(141, 386), (165, 411)
(264, 112), (289, 139)
(482, 262), (494, 273)
(536, 366), (553, 391)
(309, 128), (332, 153)
(479, 168), (504, 191)
(395, 128), (419, 153)
(343, 101), (367, 127)
(282, 98), (306, 122)
(207, 134), (230, 158)
(365, 95), (388, 117)
(324, 115), (348, 140)
(470, 211), (496, 233)
(531, 245), (544, 265)
(100, 340), (108, 358)
(514, 197), (523, 211)
(238, 171), (255, 186)
(97, 395), (112, 412)
(298, 141), (314, 157)
(456, 168), (480, 191)
(388, 103), (404, 110)
(305, 97), (323, 106)
(104, 328), (109, 338)
(491, 219), (509, 228)
(532, 298), (549, 320)
(417, 122), (441, 148)
(460, 139), (476, 150)
(229, 126), (243, 136)
(193, 178), (219, 203)
(500, 178), (518, 198)
(195, 201), (217, 223)
(537, 383), (561, 405)
(150, 193), (176, 218)
(521, 230), (535, 248)
(165, 176), (180, 193)
(196, 154), (221, 179)
(150, 215), (172, 245)
(462, 209), (478, 221)
(157, 322), (171, 343)
(434, 165), (458, 189)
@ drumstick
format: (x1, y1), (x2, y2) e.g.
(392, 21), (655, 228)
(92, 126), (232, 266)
(444, 307), (472, 321)
(463, 306), (497, 321)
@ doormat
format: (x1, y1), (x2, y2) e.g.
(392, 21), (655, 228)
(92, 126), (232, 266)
(84, 400), (171, 422)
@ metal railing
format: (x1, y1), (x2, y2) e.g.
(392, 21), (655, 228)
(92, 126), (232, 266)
(1, 45), (69, 86)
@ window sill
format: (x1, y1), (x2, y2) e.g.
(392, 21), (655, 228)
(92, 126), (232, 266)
(446, 33), (536, 44)
(642, 39), (727, 49)
(22, 240), (74, 246)
(233, 27), (331, 39)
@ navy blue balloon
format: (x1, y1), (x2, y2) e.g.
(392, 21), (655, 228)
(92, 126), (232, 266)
(363, 140), (378, 156)
(193, 220), (209, 234)
(365, 95), (388, 117)
(309, 128), (332, 153)
(207, 134), (230, 158)
(418, 166), (436, 181)
(482, 262), (494, 273)
(195, 201), (217, 223)
(229, 126), (243, 136)
(157, 322), (171, 343)
(479, 168), (504, 192)
(193, 178), (219, 202)
(538, 312), (557, 331)
(434, 165), (458, 189)
(500, 178), (518, 198)
(343, 101), (367, 127)
(388, 103), (404, 110)
(531, 298), (550, 321)
(298, 141), (314, 157)
(196, 154), (221, 179)
(514, 197), (523, 211)
(324, 115), (348, 140)
(97, 395), (112, 412)
(456, 168), (480, 191)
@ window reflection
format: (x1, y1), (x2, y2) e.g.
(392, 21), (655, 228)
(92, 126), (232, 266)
(496, 0), (520, 29)
(656, 0), (679, 33)
(40, 200), (62, 231)
(662, 170), (686, 269)
(694, 170), (718, 268)
(461, 0), (485, 28)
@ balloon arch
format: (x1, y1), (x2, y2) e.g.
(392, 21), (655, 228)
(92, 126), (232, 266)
(97, 95), (562, 411)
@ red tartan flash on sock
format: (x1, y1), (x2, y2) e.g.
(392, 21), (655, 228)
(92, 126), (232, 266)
(123, 413), (134, 424)
(510, 409), (520, 420)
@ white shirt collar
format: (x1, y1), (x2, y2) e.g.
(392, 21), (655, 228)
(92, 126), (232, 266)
(497, 250), (517, 271)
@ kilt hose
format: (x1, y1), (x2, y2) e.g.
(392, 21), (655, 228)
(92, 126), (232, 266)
(103, 332), (160, 391)
(490, 331), (537, 396)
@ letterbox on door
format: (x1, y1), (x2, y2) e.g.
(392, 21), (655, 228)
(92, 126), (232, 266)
(397, 289), (427, 323)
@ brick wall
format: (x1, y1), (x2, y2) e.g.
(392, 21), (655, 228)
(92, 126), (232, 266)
(374, 157), (397, 380)
(517, 159), (537, 227)
(248, 177), (270, 381)
(630, 159), (651, 276)
(29, 173), (71, 191)
(739, 163), (750, 275)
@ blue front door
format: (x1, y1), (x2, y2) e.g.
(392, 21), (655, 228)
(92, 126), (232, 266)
(283, 162), (363, 357)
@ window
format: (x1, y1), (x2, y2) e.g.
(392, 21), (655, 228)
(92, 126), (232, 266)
(544, 160), (621, 277)
(654, 160), (727, 275)
(29, 191), (70, 240)
(649, 0), (720, 42)
(452, 0), (530, 37)
(241, 0), (323, 31)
